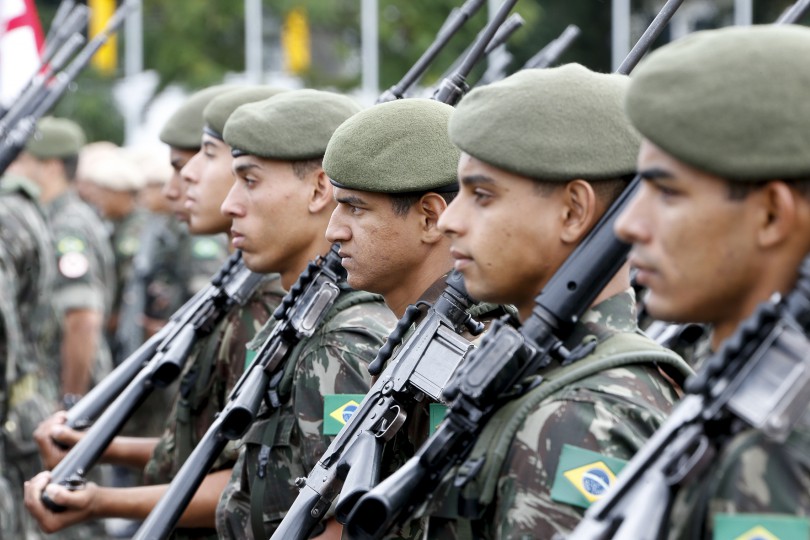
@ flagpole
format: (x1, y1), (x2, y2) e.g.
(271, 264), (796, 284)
(612, 0), (631, 72)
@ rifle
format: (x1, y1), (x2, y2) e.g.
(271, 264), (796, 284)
(42, 252), (265, 511)
(341, 3), (686, 534)
(523, 24), (581, 70)
(0, 0), (134, 175)
(133, 244), (358, 539)
(377, 0), (486, 104)
(267, 271), (484, 540)
(564, 256), (810, 540)
(65, 250), (256, 429)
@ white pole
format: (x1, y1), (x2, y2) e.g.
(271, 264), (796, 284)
(361, 0), (378, 102)
(123, 0), (143, 144)
(734, 0), (753, 26)
(245, 0), (263, 84)
(612, 0), (631, 72)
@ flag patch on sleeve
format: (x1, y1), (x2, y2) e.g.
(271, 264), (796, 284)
(550, 444), (627, 509)
(323, 394), (365, 435)
(713, 513), (809, 540)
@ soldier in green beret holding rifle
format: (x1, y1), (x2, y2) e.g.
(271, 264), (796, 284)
(613, 25), (810, 540)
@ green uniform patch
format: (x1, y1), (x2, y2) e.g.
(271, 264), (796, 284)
(192, 237), (225, 259)
(714, 514), (810, 540)
(550, 444), (627, 509)
(429, 403), (447, 436)
(244, 349), (258, 370)
(57, 235), (86, 254)
(323, 394), (365, 435)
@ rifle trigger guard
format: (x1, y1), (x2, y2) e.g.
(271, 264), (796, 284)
(664, 433), (713, 487)
(377, 404), (406, 442)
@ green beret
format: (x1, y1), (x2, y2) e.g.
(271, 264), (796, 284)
(223, 89), (362, 160)
(25, 117), (85, 159)
(159, 84), (237, 149)
(627, 25), (810, 181)
(203, 86), (287, 140)
(449, 64), (641, 181)
(323, 99), (459, 194)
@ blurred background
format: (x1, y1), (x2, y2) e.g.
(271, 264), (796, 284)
(3, 0), (807, 146)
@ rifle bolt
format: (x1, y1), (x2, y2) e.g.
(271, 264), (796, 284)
(294, 477), (306, 488)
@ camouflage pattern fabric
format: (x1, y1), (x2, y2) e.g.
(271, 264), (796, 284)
(142, 274), (285, 540)
(667, 376), (810, 539)
(185, 232), (230, 296)
(420, 291), (686, 539)
(215, 288), (396, 539)
(107, 207), (148, 362)
(45, 190), (117, 389)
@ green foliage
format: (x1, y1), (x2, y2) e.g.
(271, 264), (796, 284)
(51, 68), (125, 144)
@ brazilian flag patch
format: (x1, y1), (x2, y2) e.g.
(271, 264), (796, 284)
(429, 403), (447, 436)
(550, 444), (627, 509)
(714, 513), (809, 540)
(323, 394), (365, 435)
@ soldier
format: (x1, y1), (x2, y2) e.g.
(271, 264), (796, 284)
(24, 87), (287, 540)
(77, 143), (149, 363)
(8, 117), (116, 411)
(614, 25), (810, 539)
(321, 98), (514, 537)
(397, 65), (691, 538)
(215, 89), (397, 539)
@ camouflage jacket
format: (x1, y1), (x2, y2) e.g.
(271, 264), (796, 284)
(142, 274), (286, 540)
(106, 207), (148, 359)
(667, 355), (810, 540)
(46, 190), (117, 389)
(216, 286), (396, 539)
(421, 290), (688, 540)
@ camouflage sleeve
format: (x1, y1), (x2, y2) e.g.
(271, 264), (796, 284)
(292, 301), (395, 473)
(668, 423), (810, 540)
(51, 227), (107, 314)
(493, 364), (680, 539)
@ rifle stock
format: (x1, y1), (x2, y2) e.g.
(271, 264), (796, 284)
(269, 271), (482, 540)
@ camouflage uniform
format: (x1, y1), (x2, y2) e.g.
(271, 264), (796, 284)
(667, 374), (810, 539)
(216, 286), (396, 539)
(142, 274), (286, 540)
(0, 254), (25, 539)
(0, 180), (62, 540)
(107, 207), (149, 363)
(421, 291), (690, 539)
(46, 190), (117, 391)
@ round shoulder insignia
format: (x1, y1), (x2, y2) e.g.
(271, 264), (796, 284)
(192, 237), (225, 259)
(118, 236), (140, 256)
(58, 252), (90, 279)
(56, 235), (87, 255)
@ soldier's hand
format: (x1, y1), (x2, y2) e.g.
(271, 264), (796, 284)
(24, 471), (99, 533)
(33, 411), (82, 469)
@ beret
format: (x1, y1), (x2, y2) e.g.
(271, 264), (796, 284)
(25, 117), (86, 159)
(159, 84), (237, 149)
(449, 64), (641, 182)
(626, 25), (810, 181)
(126, 145), (173, 185)
(79, 145), (144, 191)
(203, 86), (287, 140)
(224, 89), (362, 160)
(324, 98), (460, 194)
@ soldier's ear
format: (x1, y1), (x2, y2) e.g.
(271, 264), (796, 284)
(308, 167), (333, 214)
(756, 180), (800, 250)
(417, 192), (448, 244)
(559, 179), (597, 245)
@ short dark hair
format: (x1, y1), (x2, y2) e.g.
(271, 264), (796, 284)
(389, 190), (458, 216)
(726, 178), (810, 201)
(531, 174), (635, 207)
(62, 155), (79, 181)
(291, 157), (323, 180)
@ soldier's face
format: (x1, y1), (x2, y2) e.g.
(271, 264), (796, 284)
(615, 140), (763, 341)
(223, 155), (322, 287)
(165, 147), (196, 223)
(181, 134), (235, 235)
(326, 186), (428, 302)
(438, 153), (568, 320)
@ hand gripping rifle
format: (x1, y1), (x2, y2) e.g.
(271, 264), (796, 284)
(342, 1), (685, 536)
(42, 251), (265, 511)
(64, 250), (260, 429)
(268, 271), (484, 540)
(133, 244), (355, 539)
(564, 257), (810, 540)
